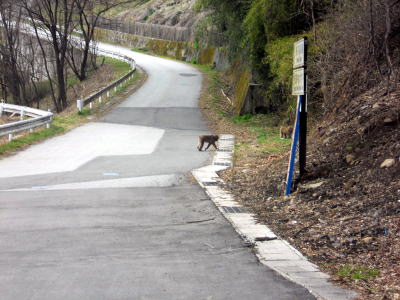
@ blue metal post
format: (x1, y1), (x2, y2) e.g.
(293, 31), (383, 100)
(285, 96), (302, 195)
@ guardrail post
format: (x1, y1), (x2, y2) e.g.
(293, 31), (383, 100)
(107, 91), (110, 98)
(46, 109), (51, 128)
(89, 102), (93, 109)
(77, 99), (83, 112)
(99, 96), (102, 103)
(8, 133), (13, 142)
(0, 104), (3, 116)
(20, 109), (25, 120)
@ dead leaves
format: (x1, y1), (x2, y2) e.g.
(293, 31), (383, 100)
(217, 83), (400, 300)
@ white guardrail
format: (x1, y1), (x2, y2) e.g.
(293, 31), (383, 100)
(0, 48), (136, 143)
(0, 103), (53, 141)
(77, 49), (136, 111)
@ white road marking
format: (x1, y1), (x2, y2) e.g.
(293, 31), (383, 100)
(103, 172), (120, 176)
(2, 174), (184, 191)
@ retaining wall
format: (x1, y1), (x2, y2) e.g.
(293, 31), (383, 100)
(94, 27), (252, 115)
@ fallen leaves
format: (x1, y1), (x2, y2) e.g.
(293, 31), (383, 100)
(199, 68), (400, 300)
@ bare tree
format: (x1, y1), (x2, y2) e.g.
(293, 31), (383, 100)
(0, 76), (7, 102)
(315, 0), (400, 112)
(382, 0), (399, 83)
(69, 0), (133, 81)
(0, 0), (52, 107)
(299, 0), (336, 41)
(23, 35), (51, 108)
(22, 0), (77, 112)
(0, 0), (26, 105)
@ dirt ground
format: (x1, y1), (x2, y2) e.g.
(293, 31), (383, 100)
(198, 68), (400, 300)
(0, 115), (19, 125)
(0, 115), (20, 144)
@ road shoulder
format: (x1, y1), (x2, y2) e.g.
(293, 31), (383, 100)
(192, 135), (358, 300)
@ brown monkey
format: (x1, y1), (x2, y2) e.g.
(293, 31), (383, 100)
(197, 135), (219, 151)
(280, 126), (293, 139)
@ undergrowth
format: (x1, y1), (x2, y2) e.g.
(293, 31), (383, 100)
(196, 61), (292, 155)
(338, 265), (380, 281)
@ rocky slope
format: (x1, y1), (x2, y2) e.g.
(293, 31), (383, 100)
(106, 0), (200, 27)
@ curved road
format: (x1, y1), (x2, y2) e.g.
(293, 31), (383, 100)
(0, 43), (314, 299)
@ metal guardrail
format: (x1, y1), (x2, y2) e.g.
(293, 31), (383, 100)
(0, 20), (137, 143)
(0, 47), (136, 143)
(77, 49), (136, 111)
(0, 103), (53, 141)
(19, 22), (137, 112)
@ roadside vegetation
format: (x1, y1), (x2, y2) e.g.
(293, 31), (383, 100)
(198, 51), (400, 300)
(194, 1), (400, 299)
(0, 0), (132, 112)
(0, 57), (143, 157)
(197, 65), (291, 161)
(0, 0), (144, 155)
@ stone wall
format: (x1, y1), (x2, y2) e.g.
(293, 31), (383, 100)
(96, 17), (192, 42)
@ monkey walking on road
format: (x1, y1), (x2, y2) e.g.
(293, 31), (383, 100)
(197, 135), (219, 151)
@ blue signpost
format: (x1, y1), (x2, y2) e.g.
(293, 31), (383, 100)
(285, 97), (301, 196)
(285, 37), (308, 195)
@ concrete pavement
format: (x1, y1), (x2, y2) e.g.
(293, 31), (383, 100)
(0, 123), (164, 178)
(0, 43), (316, 299)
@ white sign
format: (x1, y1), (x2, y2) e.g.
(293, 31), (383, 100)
(292, 68), (305, 96)
(293, 39), (306, 69)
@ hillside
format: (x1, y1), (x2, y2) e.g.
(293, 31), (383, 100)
(216, 81), (400, 299)
(194, 62), (399, 300)
(104, 0), (200, 27)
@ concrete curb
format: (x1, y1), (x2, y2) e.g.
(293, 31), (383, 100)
(192, 134), (358, 300)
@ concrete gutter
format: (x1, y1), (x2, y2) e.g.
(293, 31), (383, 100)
(192, 134), (358, 300)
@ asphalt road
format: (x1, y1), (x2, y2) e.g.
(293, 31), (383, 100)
(0, 44), (315, 299)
